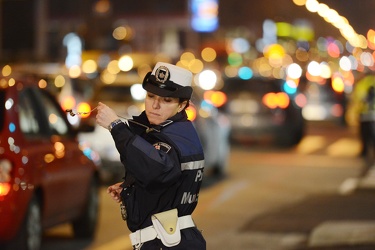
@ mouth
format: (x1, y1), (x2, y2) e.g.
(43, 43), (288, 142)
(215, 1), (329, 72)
(149, 112), (160, 117)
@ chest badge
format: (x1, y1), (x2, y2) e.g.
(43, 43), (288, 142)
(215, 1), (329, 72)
(153, 142), (172, 153)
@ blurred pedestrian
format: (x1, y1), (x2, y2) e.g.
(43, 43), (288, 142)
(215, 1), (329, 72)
(96, 62), (206, 250)
(359, 85), (375, 158)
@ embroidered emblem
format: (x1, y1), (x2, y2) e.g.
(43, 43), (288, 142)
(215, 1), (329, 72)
(153, 142), (172, 153)
(155, 66), (170, 84)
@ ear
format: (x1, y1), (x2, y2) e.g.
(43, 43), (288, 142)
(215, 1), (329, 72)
(178, 101), (188, 112)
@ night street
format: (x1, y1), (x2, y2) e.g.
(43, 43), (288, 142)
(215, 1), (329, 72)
(39, 121), (375, 250)
(2, 1), (375, 250)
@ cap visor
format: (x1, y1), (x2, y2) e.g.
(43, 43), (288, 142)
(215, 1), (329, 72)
(143, 82), (174, 97)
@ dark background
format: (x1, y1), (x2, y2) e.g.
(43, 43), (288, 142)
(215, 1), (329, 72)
(1, 0), (374, 61)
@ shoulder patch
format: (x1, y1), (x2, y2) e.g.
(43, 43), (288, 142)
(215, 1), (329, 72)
(153, 142), (172, 153)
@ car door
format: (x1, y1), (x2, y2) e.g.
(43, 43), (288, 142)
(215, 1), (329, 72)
(19, 87), (92, 224)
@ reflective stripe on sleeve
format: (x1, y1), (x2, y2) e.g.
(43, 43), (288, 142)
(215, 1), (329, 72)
(181, 160), (204, 171)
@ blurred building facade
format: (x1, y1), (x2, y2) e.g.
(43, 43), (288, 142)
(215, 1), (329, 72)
(1, 0), (374, 65)
(0, 0), (202, 63)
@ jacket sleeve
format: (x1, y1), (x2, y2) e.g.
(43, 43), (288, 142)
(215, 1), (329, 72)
(110, 123), (181, 191)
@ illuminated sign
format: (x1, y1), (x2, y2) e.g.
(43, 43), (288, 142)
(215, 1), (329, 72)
(190, 0), (219, 32)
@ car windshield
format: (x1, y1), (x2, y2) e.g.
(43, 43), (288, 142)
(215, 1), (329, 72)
(0, 90), (5, 132)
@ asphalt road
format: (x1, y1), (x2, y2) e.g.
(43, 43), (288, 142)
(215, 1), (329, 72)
(41, 121), (375, 250)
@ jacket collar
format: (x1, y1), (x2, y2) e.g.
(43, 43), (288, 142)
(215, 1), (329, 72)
(130, 111), (188, 133)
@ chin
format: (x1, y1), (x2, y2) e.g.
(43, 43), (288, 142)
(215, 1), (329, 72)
(149, 119), (160, 125)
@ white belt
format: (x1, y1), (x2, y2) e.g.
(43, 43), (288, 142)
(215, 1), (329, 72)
(129, 215), (195, 247)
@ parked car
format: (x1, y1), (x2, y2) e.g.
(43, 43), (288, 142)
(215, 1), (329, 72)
(78, 73), (231, 183)
(221, 76), (305, 147)
(0, 76), (100, 250)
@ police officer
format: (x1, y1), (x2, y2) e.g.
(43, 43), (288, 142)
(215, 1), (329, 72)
(96, 62), (206, 249)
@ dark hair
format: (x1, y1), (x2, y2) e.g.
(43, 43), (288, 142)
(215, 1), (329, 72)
(179, 98), (190, 110)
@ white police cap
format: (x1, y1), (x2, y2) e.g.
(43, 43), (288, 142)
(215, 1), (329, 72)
(142, 62), (193, 99)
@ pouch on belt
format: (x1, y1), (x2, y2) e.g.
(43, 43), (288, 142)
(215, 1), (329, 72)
(151, 208), (181, 247)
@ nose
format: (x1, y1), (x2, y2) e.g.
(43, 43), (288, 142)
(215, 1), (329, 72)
(152, 98), (160, 109)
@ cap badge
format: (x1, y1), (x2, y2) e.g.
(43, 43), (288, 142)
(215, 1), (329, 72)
(155, 66), (170, 84)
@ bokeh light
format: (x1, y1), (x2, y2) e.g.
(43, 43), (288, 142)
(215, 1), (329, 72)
(198, 70), (217, 90)
(238, 67), (253, 80)
(118, 55), (134, 71)
(54, 75), (66, 88)
(201, 47), (217, 62)
(203, 90), (227, 107)
(77, 102), (91, 118)
(1, 65), (11, 77)
(287, 63), (302, 79)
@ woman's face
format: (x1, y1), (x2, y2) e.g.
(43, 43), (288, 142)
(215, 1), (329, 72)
(145, 92), (184, 125)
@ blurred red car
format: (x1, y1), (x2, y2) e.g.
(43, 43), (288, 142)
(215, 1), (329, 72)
(0, 76), (100, 250)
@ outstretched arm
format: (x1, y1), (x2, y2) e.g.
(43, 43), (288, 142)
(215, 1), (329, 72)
(96, 102), (119, 130)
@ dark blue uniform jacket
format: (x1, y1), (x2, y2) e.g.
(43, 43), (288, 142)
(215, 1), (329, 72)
(110, 111), (205, 232)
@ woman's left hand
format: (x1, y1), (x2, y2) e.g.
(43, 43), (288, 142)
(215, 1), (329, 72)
(96, 102), (119, 129)
(107, 182), (123, 203)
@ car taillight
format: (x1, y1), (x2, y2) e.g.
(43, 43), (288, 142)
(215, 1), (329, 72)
(0, 159), (12, 197)
(0, 183), (11, 197)
(262, 92), (290, 109)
